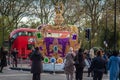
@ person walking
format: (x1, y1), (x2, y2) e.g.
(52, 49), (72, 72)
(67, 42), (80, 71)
(108, 50), (120, 80)
(0, 47), (2, 66)
(74, 48), (85, 80)
(11, 48), (18, 67)
(84, 51), (92, 77)
(0, 46), (8, 73)
(101, 49), (108, 74)
(118, 56), (120, 80)
(90, 50), (106, 80)
(64, 47), (75, 80)
(30, 47), (44, 80)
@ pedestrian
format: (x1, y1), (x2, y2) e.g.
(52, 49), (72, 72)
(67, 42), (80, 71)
(0, 46), (8, 73)
(118, 56), (120, 80)
(108, 50), (120, 80)
(64, 47), (75, 80)
(84, 51), (92, 77)
(74, 48), (85, 80)
(0, 47), (2, 66)
(11, 48), (18, 67)
(88, 48), (95, 77)
(101, 49), (108, 74)
(28, 46), (35, 67)
(89, 50), (106, 80)
(30, 47), (44, 80)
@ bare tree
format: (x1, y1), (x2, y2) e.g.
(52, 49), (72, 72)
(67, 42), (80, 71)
(0, 0), (34, 41)
(81, 0), (105, 47)
(51, 0), (85, 26)
(82, 0), (105, 33)
(30, 0), (55, 24)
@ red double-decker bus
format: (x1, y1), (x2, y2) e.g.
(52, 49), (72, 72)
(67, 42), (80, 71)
(9, 28), (36, 59)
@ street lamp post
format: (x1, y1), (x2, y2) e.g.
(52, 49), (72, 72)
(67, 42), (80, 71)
(114, 0), (117, 51)
(104, 1), (108, 52)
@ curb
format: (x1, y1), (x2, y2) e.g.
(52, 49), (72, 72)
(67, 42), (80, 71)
(10, 67), (88, 73)
(9, 67), (64, 74)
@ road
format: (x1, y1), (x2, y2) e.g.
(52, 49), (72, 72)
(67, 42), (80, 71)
(0, 66), (109, 80)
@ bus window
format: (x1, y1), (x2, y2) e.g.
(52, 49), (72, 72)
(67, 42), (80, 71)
(25, 32), (28, 35)
(10, 33), (18, 45)
(28, 32), (33, 36)
(21, 31), (27, 36)
(12, 33), (18, 39)
(18, 32), (22, 36)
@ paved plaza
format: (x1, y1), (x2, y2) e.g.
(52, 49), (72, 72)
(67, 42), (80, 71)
(0, 66), (109, 80)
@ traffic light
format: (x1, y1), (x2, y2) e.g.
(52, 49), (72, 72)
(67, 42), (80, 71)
(85, 29), (90, 40)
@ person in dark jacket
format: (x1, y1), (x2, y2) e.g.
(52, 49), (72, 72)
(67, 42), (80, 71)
(0, 46), (8, 73)
(90, 50), (106, 80)
(30, 47), (44, 80)
(11, 48), (18, 67)
(74, 48), (85, 80)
